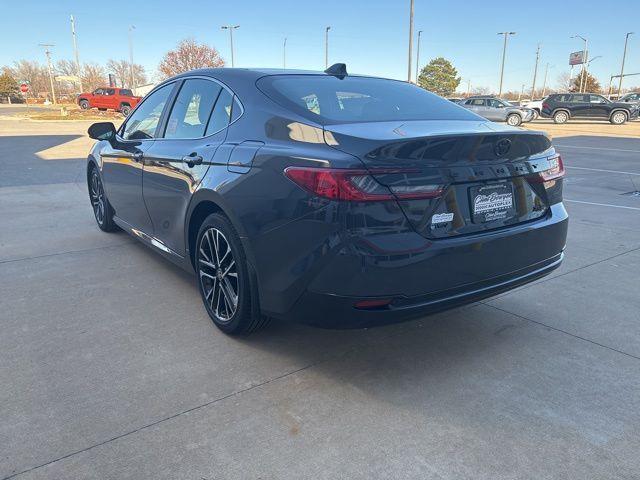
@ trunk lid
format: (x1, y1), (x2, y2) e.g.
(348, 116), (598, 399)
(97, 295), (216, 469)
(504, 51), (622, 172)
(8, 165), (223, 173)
(325, 120), (558, 239)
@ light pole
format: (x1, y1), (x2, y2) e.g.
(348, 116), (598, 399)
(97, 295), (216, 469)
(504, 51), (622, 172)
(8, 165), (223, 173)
(407, 0), (414, 82)
(530, 43), (541, 100)
(618, 32), (634, 97)
(415, 30), (423, 84)
(325, 26), (331, 69)
(497, 32), (516, 97)
(221, 25), (240, 67)
(571, 35), (588, 92)
(128, 25), (135, 88)
(70, 15), (83, 93)
(38, 43), (57, 105)
(541, 63), (553, 98)
(283, 37), (287, 69)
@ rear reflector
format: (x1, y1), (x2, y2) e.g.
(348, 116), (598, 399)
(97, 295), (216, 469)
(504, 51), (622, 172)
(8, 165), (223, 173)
(530, 155), (565, 183)
(354, 298), (392, 310)
(284, 166), (443, 201)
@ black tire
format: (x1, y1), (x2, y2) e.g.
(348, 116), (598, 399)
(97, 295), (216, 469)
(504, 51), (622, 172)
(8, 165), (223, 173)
(120, 104), (131, 116)
(532, 109), (540, 120)
(79, 99), (89, 110)
(506, 113), (522, 126)
(610, 111), (628, 125)
(553, 110), (569, 124)
(98, 108), (107, 111)
(196, 213), (268, 335)
(88, 166), (118, 232)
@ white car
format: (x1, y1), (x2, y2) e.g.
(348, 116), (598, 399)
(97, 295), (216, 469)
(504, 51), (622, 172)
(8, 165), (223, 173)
(521, 99), (544, 119)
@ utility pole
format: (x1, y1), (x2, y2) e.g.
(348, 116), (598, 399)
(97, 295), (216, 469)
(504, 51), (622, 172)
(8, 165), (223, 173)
(70, 15), (83, 93)
(466, 79), (471, 97)
(221, 25), (240, 67)
(38, 44), (57, 105)
(283, 37), (287, 69)
(497, 32), (516, 97)
(518, 84), (525, 102)
(407, 0), (414, 82)
(530, 43), (541, 100)
(325, 26), (331, 69)
(541, 63), (551, 98)
(415, 30), (423, 84)
(128, 25), (135, 88)
(618, 32), (634, 97)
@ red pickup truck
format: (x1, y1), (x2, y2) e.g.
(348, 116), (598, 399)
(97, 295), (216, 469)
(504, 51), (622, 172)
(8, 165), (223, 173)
(77, 87), (141, 116)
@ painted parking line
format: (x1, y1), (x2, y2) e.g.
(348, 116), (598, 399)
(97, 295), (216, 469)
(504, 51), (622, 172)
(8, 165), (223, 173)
(565, 166), (640, 176)
(554, 144), (640, 153)
(565, 199), (640, 211)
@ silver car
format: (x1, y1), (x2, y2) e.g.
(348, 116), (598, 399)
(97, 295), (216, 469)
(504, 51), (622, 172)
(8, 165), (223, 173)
(460, 97), (535, 126)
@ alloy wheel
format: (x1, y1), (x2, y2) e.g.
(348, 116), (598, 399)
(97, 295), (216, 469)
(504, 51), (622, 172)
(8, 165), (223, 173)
(198, 227), (239, 322)
(612, 112), (626, 124)
(89, 170), (106, 226)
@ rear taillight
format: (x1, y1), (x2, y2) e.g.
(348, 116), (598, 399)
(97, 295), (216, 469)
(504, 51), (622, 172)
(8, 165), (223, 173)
(284, 167), (443, 201)
(530, 155), (565, 183)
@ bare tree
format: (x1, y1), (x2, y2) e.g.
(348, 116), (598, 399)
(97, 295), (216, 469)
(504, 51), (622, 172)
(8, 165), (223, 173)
(106, 59), (147, 87)
(81, 63), (107, 91)
(55, 59), (81, 94)
(556, 71), (573, 92)
(471, 86), (491, 95)
(8, 60), (49, 97)
(158, 38), (225, 79)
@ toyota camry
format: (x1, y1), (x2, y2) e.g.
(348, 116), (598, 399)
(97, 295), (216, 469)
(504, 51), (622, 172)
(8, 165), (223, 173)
(86, 64), (568, 335)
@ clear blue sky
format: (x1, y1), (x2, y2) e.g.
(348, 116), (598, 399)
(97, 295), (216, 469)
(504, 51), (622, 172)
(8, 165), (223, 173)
(2, 0), (639, 92)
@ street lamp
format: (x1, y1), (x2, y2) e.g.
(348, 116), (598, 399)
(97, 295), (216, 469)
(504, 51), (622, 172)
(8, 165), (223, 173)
(221, 25), (240, 67)
(497, 32), (516, 97)
(571, 34), (588, 92)
(325, 26), (331, 69)
(415, 30), (423, 84)
(618, 32), (634, 97)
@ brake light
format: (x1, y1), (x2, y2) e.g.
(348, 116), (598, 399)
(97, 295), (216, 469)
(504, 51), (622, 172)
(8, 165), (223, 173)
(530, 155), (565, 183)
(284, 167), (443, 201)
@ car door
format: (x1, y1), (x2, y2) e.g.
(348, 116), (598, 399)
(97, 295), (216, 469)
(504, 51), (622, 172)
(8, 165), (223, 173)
(588, 94), (609, 118)
(486, 98), (506, 121)
(92, 88), (104, 108)
(141, 77), (239, 256)
(100, 82), (176, 233)
(570, 94), (590, 117)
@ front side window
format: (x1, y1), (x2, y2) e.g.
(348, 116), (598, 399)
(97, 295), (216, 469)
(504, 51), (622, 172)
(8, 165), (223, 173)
(257, 75), (479, 124)
(589, 95), (606, 104)
(94, 88), (104, 95)
(121, 83), (174, 140)
(488, 99), (504, 108)
(164, 79), (222, 139)
(120, 89), (133, 96)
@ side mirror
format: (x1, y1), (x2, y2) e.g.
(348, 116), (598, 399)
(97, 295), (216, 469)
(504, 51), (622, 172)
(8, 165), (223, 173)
(88, 122), (116, 142)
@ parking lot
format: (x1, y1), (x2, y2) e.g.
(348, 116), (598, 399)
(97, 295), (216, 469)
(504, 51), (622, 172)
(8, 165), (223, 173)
(1, 112), (640, 479)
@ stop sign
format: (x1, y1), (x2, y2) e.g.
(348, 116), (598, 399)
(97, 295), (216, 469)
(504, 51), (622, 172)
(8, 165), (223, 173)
(20, 83), (29, 93)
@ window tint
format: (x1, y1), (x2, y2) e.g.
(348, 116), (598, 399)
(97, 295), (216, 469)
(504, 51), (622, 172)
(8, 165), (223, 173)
(589, 95), (606, 103)
(257, 75), (479, 124)
(231, 97), (242, 122)
(469, 99), (486, 106)
(571, 94), (588, 103)
(120, 89), (133, 96)
(164, 79), (222, 139)
(105, 88), (115, 95)
(205, 89), (233, 135)
(121, 83), (174, 140)
(488, 99), (504, 108)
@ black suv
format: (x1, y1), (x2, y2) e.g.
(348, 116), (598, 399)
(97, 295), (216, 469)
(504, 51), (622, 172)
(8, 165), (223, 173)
(541, 93), (639, 124)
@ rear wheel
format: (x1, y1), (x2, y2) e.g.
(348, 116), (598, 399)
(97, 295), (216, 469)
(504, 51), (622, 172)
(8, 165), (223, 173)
(120, 104), (131, 116)
(88, 167), (117, 232)
(506, 113), (522, 126)
(79, 99), (89, 110)
(553, 111), (569, 124)
(610, 111), (628, 125)
(196, 213), (268, 335)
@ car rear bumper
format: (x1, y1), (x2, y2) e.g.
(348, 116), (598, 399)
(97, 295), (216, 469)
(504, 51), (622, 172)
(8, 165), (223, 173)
(264, 202), (568, 328)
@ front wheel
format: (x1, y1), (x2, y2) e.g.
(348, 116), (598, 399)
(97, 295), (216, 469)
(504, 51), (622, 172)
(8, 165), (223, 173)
(79, 99), (89, 110)
(88, 167), (117, 232)
(610, 111), (628, 125)
(196, 213), (268, 335)
(553, 111), (569, 124)
(506, 113), (522, 126)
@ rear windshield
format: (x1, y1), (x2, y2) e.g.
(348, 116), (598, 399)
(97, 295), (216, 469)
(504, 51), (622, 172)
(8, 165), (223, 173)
(257, 75), (479, 124)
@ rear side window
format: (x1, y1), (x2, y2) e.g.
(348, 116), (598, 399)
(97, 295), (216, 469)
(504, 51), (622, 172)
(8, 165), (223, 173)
(205, 89), (233, 136)
(164, 79), (223, 139)
(257, 75), (479, 124)
(571, 94), (588, 103)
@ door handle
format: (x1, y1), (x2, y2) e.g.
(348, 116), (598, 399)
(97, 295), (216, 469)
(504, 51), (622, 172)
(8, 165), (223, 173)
(182, 152), (203, 168)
